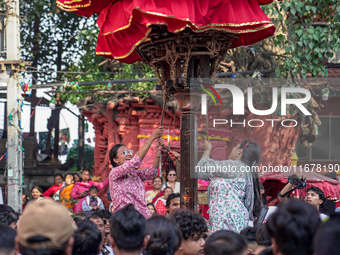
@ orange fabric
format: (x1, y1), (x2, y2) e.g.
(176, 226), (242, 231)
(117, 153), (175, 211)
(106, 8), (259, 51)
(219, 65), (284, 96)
(57, 0), (279, 64)
(60, 184), (74, 209)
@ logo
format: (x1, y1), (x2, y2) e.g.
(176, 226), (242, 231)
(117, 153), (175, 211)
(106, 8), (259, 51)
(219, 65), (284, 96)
(201, 84), (312, 116)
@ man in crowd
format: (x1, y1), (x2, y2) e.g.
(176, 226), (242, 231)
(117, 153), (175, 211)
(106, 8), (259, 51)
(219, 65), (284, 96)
(204, 230), (247, 255)
(166, 193), (180, 216)
(109, 204), (149, 255)
(304, 187), (328, 220)
(15, 198), (75, 255)
(93, 210), (112, 246)
(171, 209), (208, 255)
(73, 219), (102, 255)
(0, 224), (17, 255)
(266, 198), (320, 255)
(89, 214), (114, 255)
(240, 227), (257, 255)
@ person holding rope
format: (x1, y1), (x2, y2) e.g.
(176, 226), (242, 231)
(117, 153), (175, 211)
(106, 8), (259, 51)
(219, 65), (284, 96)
(196, 139), (262, 233)
(109, 126), (164, 219)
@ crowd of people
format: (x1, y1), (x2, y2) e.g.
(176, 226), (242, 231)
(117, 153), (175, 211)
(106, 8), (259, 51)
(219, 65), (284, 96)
(1, 126), (340, 255)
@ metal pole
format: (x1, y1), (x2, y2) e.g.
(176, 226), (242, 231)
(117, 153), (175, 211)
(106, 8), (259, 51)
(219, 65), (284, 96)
(6, 0), (23, 211)
(78, 115), (85, 171)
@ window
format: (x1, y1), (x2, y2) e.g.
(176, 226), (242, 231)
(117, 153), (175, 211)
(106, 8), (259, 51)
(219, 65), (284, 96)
(295, 116), (340, 161)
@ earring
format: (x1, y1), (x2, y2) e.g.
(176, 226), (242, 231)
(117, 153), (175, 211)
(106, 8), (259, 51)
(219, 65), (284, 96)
(236, 153), (239, 156)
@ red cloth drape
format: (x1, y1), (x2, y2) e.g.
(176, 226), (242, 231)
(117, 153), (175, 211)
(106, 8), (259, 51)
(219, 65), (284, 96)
(57, 0), (280, 64)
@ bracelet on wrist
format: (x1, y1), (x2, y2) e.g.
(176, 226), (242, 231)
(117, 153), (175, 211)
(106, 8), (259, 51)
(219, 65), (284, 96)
(205, 148), (212, 152)
(146, 141), (152, 147)
(155, 154), (161, 158)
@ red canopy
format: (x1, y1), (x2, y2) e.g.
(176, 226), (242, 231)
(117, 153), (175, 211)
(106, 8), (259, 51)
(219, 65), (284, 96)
(57, 0), (281, 64)
(260, 167), (340, 203)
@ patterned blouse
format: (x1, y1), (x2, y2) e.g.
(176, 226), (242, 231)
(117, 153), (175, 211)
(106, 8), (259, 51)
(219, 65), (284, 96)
(196, 156), (254, 233)
(109, 154), (158, 219)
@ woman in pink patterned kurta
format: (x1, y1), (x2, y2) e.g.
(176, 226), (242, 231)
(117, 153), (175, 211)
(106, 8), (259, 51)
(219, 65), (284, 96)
(109, 126), (164, 219)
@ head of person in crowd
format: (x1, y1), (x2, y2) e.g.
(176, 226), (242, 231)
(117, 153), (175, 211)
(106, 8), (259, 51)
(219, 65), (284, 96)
(109, 204), (149, 255)
(88, 186), (99, 198)
(152, 176), (163, 191)
(15, 198), (76, 255)
(54, 173), (64, 186)
(304, 186), (325, 212)
(204, 230), (247, 255)
(72, 219), (102, 255)
(319, 199), (335, 216)
(89, 214), (105, 239)
(80, 170), (91, 183)
(240, 226), (257, 255)
(166, 193), (180, 215)
(164, 187), (173, 200)
(109, 144), (133, 167)
(266, 198), (320, 255)
(147, 203), (156, 215)
(31, 186), (43, 200)
(73, 173), (81, 183)
(255, 223), (271, 254)
(170, 209), (208, 255)
(92, 210), (112, 244)
(166, 169), (177, 183)
(259, 182), (267, 205)
(258, 247), (273, 255)
(64, 173), (74, 186)
(0, 223), (17, 255)
(22, 194), (28, 206)
(143, 215), (181, 255)
(0, 205), (16, 230)
(314, 212), (340, 255)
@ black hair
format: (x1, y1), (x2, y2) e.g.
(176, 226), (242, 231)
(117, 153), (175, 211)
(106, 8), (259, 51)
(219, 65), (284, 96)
(170, 209), (208, 240)
(110, 204), (147, 252)
(31, 186), (43, 197)
(73, 219), (102, 255)
(92, 210), (112, 220)
(266, 198), (320, 255)
(306, 186), (325, 202)
(0, 204), (14, 213)
(0, 205), (16, 227)
(240, 226), (257, 244)
(0, 223), (16, 254)
(89, 214), (102, 221)
(147, 203), (157, 215)
(204, 230), (247, 255)
(152, 176), (163, 184)
(320, 199), (336, 216)
(81, 169), (91, 175)
(314, 213), (340, 255)
(73, 173), (81, 181)
(0, 212), (16, 227)
(143, 215), (181, 255)
(258, 247), (273, 255)
(88, 186), (98, 192)
(19, 241), (68, 255)
(166, 169), (177, 182)
(109, 144), (125, 168)
(166, 193), (180, 209)
(54, 173), (63, 180)
(256, 224), (271, 247)
(164, 187), (173, 193)
(240, 139), (262, 220)
(259, 182), (267, 205)
(65, 173), (74, 179)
